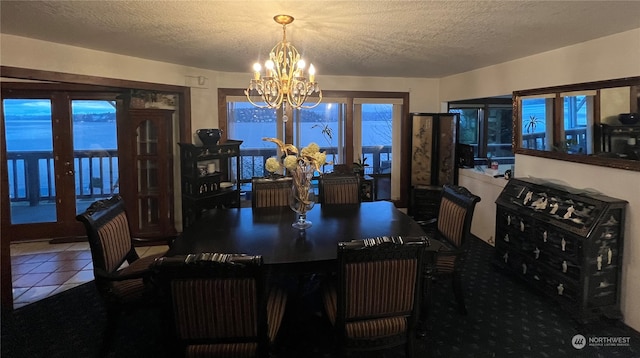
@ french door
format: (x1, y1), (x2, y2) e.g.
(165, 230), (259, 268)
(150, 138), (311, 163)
(2, 91), (120, 240)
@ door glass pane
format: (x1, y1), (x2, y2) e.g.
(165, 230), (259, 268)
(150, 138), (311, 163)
(137, 119), (158, 155)
(487, 106), (514, 158)
(72, 100), (118, 214)
(449, 108), (480, 157)
(297, 102), (345, 173)
(226, 101), (278, 181)
(3, 99), (57, 224)
(139, 197), (159, 230)
(361, 103), (392, 175)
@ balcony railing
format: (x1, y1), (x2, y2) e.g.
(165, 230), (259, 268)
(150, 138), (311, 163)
(522, 128), (587, 153)
(6, 149), (119, 206)
(6, 145), (392, 207)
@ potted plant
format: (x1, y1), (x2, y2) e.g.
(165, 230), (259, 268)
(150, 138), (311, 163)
(353, 155), (369, 177)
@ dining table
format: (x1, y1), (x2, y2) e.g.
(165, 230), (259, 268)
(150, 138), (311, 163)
(166, 200), (439, 274)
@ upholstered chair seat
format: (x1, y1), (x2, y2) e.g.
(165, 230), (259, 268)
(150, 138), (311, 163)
(153, 254), (287, 358)
(322, 236), (427, 357)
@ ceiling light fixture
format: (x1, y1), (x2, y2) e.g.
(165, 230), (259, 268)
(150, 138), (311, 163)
(244, 15), (322, 111)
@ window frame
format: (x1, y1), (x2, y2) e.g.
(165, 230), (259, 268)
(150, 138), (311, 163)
(448, 97), (514, 165)
(218, 89), (411, 207)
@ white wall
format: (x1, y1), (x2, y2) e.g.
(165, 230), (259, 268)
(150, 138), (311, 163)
(439, 28), (640, 332)
(440, 28), (640, 101)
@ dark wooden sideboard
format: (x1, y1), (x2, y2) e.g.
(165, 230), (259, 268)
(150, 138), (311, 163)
(494, 177), (627, 322)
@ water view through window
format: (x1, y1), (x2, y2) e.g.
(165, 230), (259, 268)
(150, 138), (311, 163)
(3, 99), (118, 224)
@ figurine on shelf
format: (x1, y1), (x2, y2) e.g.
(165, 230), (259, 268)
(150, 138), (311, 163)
(549, 202), (559, 215)
(608, 248), (613, 264)
(597, 255), (603, 270)
(563, 205), (575, 219)
(533, 247), (540, 259)
(562, 260), (568, 273)
(557, 283), (564, 295)
(532, 196), (548, 210)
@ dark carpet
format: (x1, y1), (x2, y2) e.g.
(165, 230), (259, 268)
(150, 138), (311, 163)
(3, 237), (640, 357)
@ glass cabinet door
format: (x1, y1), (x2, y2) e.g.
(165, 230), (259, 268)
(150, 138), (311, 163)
(127, 109), (175, 238)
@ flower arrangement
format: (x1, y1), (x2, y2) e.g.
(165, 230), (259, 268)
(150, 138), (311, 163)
(263, 137), (327, 229)
(263, 137), (327, 175)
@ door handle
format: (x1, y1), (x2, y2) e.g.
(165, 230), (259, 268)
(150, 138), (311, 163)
(64, 161), (74, 175)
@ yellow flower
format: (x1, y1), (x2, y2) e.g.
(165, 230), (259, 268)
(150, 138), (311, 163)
(265, 157), (281, 173)
(263, 138), (327, 174)
(283, 155), (299, 171)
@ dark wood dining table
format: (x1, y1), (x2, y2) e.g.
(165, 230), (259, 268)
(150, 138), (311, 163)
(167, 201), (437, 274)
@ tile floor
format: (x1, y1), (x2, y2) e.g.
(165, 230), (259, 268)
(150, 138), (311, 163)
(10, 240), (168, 309)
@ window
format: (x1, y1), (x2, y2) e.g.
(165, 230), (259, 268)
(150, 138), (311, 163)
(220, 90), (408, 202)
(449, 98), (513, 164)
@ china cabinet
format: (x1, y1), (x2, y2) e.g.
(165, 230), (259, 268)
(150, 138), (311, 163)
(178, 140), (242, 228)
(122, 109), (176, 239)
(494, 177), (627, 322)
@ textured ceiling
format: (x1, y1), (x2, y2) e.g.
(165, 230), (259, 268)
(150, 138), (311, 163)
(1, 1), (640, 78)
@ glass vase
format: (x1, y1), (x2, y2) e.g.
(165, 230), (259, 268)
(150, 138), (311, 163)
(289, 162), (316, 229)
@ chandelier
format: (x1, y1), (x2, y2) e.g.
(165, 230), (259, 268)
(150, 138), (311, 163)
(244, 15), (322, 110)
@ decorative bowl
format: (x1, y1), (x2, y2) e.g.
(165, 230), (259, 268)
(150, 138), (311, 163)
(618, 113), (639, 125)
(196, 128), (223, 146)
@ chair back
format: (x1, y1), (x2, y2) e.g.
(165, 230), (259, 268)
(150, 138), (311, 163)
(320, 174), (360, 204)
(153, 254), (269, 357)
(76, 195), (138, 276)
(333, 236), (427, 353)
(436, 185), (481, 249)
(252, 177), (293, 208)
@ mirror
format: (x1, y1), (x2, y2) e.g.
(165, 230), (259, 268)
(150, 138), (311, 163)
(513, 77), (640, 171)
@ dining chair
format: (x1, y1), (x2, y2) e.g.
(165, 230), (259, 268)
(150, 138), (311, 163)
(319, 174), (360, 204)
(152, 253), (288, 358)
(420, 184), (480, 316)
(322, 236), (428, 357)
(251, 176), (293, 208)
(75, 195), (170, 355)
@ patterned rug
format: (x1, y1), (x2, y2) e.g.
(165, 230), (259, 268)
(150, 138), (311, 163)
(3, 237), (640, 357)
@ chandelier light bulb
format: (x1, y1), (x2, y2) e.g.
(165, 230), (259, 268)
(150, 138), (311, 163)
(265, 60), (275, 77)
(253, 63), (262, 80)
(309, 64), (316, 82)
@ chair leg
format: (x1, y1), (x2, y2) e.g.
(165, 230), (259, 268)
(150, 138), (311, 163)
(452, 271), (467, 315)
(417, 275), (431, 335)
